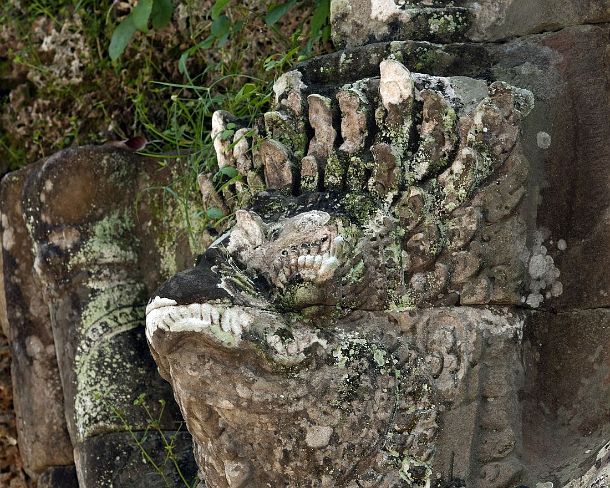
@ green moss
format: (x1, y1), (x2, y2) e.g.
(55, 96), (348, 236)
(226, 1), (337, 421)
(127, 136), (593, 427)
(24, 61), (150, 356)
(74, 277), (147, 441)
(70, 210), (138, 269)
(413, 47), (444, 72)
(344, 259), (365, 284)
(324, 152), (345, 188)
(389, 291), (416, 312)
(208, 323), (237, 347)
(264, 111), (308, 160)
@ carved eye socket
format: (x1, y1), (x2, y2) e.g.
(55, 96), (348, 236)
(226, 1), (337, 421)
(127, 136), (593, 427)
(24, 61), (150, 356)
(320, 235), (329, 243)
(281, 249), (289, 256)
(301, 243), (310, 249)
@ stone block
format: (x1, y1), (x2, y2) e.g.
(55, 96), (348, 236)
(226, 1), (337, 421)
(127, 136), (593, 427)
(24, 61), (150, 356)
(330, 0), (610, 47)
(0, 164), (73, 476)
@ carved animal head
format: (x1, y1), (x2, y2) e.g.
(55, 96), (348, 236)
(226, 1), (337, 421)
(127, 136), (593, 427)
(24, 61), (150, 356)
(227, 209), (344, 289)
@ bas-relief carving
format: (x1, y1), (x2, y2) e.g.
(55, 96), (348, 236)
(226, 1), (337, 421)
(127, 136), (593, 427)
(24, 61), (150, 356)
(146, 57), (538, 487)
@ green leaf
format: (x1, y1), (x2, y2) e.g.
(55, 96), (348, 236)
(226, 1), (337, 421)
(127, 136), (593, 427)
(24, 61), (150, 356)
(265, 0), (297, 26)
(211, 0), (230, 20)
(178, 49), (191, 75)
(219, 129), (234, 140)
(199, 35), (216, 49)
(219, 166), (238, 178)
(206, 207), (224, 220)
(211, 15), (230, 37)
(151, 0), (174, 29)
(109, 16), (137, 60)
(132, 0), (153, 32)
(310, 0), (330, 36)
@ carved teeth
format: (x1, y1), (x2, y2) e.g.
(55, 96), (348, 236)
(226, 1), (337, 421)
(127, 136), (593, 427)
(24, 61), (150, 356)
(317, 256), (339, 282)
(271, 235), (345, 287)
(330, 235), (344, 258)
(146, 301), (268, 347)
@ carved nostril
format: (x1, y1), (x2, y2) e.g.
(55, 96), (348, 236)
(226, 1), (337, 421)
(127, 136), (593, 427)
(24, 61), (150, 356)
(281, 249), (289, 256)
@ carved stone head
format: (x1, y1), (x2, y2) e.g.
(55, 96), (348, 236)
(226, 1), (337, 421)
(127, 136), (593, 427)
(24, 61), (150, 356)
(146, 58), (536, 487)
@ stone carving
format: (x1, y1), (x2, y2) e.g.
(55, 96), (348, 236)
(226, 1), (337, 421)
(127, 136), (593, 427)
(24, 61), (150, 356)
(147, 58), (535, 486)
(1, 147), (198, 486)
(0, 1), (607, 486)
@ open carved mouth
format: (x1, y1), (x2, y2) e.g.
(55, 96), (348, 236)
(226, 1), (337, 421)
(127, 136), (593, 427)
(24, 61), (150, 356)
(145, 298), (327, 364)
(145, 298), (255, 346)
(271, 234), (345, 288)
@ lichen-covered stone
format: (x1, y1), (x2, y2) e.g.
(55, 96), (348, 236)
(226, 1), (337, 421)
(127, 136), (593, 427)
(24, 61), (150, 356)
(5, 146), (197, 485)
(147, 57), (540, 487)
(329, 0), (610, 47)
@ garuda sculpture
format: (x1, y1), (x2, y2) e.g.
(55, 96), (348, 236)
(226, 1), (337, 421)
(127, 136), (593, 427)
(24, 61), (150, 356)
(146, 58), (535, 487)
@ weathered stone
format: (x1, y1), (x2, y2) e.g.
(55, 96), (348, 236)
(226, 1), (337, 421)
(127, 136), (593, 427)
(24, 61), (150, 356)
(144, 57), (540, 486)
(232, 127), (253, 174)
(4, 4), (609, 487)
(337, 83), (370, 156)
(303, 94), (336, 191)
(0, 329), (30, 487)
(5, 146), (197, 484)
(393, 307), (525, 485)
(148, 305), (440, 486)
(331, 0), (472, 47)
(258, 139), (295, 191)
(410, 89), (457, 182)
(74, 431), (197, 487)
(272, 70), (307, 118)
(523, 309), (610, 486)
(36, 465), (78, 488)
(330, 0), (610, 47)
(212, 110), (238, 169)
(300, 24), (610, 310)
(0, 164), (73, 476)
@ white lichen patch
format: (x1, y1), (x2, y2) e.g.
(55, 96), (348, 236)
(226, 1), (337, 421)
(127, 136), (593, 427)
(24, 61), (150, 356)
(525, 231), (564, 308)
(370, 0), (402, 22)
(537, 131), (552, 149)
(1, 213), (14, 251)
